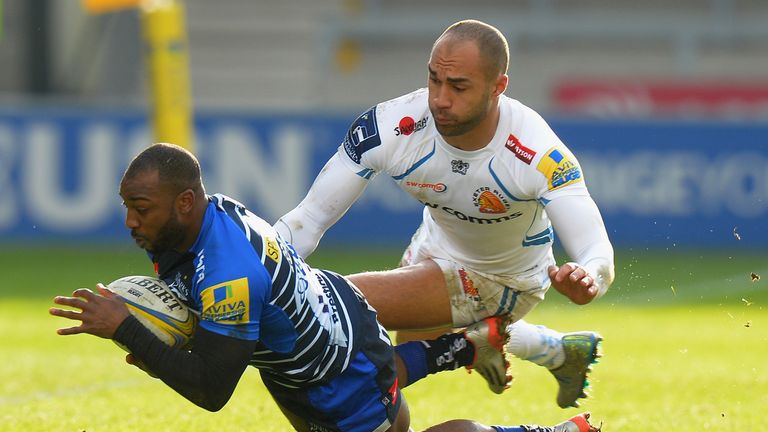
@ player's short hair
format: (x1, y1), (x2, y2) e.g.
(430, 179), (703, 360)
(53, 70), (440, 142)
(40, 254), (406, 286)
(437, 19), (509, 79)
(124, 143), (204, 196)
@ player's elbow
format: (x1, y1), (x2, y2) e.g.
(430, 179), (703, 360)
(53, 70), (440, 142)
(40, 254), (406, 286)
(196, 394), (231, 412)
(186, 388), (234, 412)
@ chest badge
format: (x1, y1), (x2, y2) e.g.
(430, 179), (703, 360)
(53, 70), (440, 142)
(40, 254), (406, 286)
(451, 159), (469, 175)
(473, 187), (509, 214)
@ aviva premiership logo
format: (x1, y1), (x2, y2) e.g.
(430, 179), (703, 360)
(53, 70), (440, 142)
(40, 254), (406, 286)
(537, 147), (582, 190)
(201, 277), (250, 323)
(473, 187), (509, 214)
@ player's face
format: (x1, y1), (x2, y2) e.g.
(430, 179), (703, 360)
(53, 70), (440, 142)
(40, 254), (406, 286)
(427, 39), (497, 137)
(119, 169), (187, 255)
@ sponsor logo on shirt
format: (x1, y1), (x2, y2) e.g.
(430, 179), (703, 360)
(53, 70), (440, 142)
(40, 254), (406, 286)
(536, 147), (583, 190)
(343, 107), (381, 164)
(405, 181), (447, 193)
(264, 237), (280, 262)
(394, 115), (429, 136)
(472, 187), (509, 214)
(422, 200), (522, 224)
(451, 159), (469, 175)
(201, 277), (250, 323)
(505, 133), (536, 165)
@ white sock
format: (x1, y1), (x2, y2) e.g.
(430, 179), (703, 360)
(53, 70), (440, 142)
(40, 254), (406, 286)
(505, 319), (565, 369)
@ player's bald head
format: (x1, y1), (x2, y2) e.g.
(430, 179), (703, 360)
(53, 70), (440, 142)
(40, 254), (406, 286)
(433, 20), (509, 80)
(123, 143), (204, 196)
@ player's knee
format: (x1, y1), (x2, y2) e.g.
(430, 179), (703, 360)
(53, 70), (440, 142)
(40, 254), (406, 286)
(387, 398), (411, 432)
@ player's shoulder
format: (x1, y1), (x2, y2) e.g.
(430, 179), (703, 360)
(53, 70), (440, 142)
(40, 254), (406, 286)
(379, 88), (431, 138)
(194, 195), (273, 289)
(494, 96), (585, 191)
(341, 88), (431, 166)
(498, 96), (574, 161)
(210, 194), (273, 235)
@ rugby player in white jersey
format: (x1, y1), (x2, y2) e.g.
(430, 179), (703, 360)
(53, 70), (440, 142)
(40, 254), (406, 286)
(275, 19), (615, 408)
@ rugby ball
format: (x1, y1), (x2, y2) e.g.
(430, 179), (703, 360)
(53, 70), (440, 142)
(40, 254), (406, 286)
(107, 275), (197, 350)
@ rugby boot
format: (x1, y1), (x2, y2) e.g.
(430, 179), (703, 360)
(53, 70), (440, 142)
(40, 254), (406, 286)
(519, 412), (601, 432)
(464, 316), (512, 394)
(549, 332), (603, 408)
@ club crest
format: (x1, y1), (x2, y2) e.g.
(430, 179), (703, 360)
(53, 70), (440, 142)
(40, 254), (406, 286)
(451, 159), (469, 175)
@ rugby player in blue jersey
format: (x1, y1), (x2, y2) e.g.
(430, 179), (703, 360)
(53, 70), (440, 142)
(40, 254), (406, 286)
(51, 143), (599, 432)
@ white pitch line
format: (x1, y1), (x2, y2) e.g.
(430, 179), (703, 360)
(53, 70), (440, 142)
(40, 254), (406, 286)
(0, 378), (148, 406)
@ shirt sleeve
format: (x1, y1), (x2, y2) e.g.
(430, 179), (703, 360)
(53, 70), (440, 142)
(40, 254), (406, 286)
(337, 105), (385, 176)
(513, 106), (590, 202)
(113, 315), (257, 412)
(546, 195), (615, 298)
(274, 153), (369, 258)
(194, 246), (272, 341)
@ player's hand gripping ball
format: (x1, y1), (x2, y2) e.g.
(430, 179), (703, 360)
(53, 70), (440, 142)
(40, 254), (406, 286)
(107, 275), (197, 351)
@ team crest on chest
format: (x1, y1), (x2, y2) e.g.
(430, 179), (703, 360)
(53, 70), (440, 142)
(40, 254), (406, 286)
(167, 272), (191, 302)
(451, 159), (469, 175)
(472, 187), (509, 214)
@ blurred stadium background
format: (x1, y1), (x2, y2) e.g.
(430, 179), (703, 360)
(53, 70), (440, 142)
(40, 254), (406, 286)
(1, 1), (767, 430)
(1, 0), (767, 248)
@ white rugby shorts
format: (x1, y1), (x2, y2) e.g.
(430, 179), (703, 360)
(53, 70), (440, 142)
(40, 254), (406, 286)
(400, 228), (552, 327)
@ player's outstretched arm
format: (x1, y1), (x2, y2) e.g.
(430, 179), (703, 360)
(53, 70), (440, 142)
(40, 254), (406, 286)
(274, 153), (369, 257)
(114, 318), (257, 411)
(546, 195), (615, 305)
(51, 284), (256, 411)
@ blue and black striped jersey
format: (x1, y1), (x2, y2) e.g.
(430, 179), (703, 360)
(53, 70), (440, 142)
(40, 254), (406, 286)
(154, 194), (379, 388)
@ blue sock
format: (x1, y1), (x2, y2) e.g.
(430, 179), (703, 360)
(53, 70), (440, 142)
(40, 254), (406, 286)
(395, 333), (476, 387)
(394, 342), (428, 385)
(491, 427), (525, 432)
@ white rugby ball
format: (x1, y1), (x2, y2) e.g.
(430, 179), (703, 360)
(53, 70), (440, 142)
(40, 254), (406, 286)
(107, 275), (197, 350)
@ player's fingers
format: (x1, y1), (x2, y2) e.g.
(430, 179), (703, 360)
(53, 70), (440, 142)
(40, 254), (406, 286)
(56, 325), (86, 336)
(49, 307), (82, 320)
(567, 264), (586, 282)
(558, 264), (578, 283)
(97, 284), (117, 299)
(546, 266), (559, 283)
(52, 295), (88, 309)
(550, 265), (568, 282)
(72, 288), (97, 300)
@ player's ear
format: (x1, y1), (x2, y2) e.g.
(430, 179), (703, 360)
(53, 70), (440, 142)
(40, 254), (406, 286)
(175, 188), (195, 215)
(493, 73), (508, 96)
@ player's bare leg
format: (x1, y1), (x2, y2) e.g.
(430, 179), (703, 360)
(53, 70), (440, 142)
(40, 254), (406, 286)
(386, 397), (411, 432)
(350, 260), (600, 407)
(348, 260), (453, 330)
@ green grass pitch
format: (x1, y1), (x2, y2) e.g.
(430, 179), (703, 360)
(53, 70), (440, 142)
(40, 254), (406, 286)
(1, 245), (766, 431)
